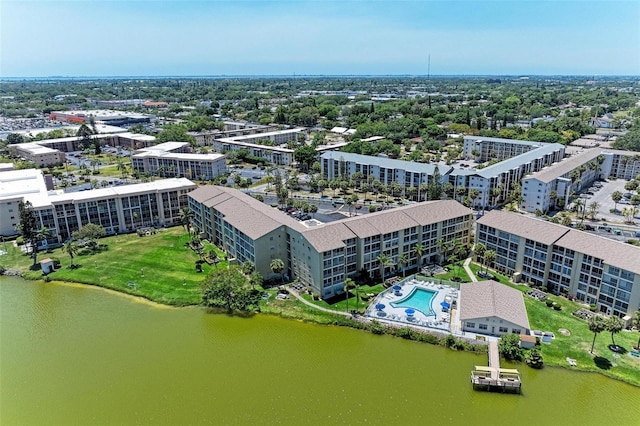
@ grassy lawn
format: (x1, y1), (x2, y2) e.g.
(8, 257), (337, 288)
(468, 262), (512, 285)
(435, 263), (471, 282)
(8, 227), (228, 306)
(466, 262), (640, 386)
(298, 282), (386, 313)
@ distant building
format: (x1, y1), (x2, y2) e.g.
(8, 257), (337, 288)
(49, 109), (154, 126)
(132, 143), (226, 181)
(589, 113), (615, 129)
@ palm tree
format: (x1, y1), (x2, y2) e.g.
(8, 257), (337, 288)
(179, 207), (194, 236)
(474, 243), (486, 270)
(398, 253), (409, 277)
(344, 277), (354, 313)
(377, 253), (392, 285)
(589, 315), (606, 353)
(270, 258), (285, 284)
(483, 250), (496, 274)
(64, 240), (77, 267)
(611, 191), (623, 212)
(414, 243), (424, 269)
(633, 311), (640, 349)
(606, 316), (623, 348)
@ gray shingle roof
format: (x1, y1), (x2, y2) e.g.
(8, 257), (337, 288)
(459, 280), (530, 330)
(301, 223), (356, 253)
(320, 151), (452, 175)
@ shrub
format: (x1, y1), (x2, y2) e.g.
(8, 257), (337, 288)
(525, 347), (544, 369)
(546, 299), (554, 307)
(16, 236), (24, 245)
(553, 303), (562, 311)
(499, 334), (524, 361)
(589, 303), (597, 312)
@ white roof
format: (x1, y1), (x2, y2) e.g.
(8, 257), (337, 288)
(0, 168), (50, 207)
(138, 141), (190, 152)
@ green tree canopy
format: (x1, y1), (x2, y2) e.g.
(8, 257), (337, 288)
(201, 266), (261, 313)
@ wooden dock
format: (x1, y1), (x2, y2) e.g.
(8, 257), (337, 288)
(471, 339), (521, 393)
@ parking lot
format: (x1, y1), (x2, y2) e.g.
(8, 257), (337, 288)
(581, 178), (637, 224)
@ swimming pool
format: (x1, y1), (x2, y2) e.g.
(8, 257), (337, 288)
(391, 287), (436, 316)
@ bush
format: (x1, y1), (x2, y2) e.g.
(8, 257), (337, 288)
(553, 303), (562, 311)
(546, 299), (554, 307)
(589, 303), (597, 312)
(499, 334), (524, 361)
(16, 236), (24, 245)
(525, 347), (544, 369)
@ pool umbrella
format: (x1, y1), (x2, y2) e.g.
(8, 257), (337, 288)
(375, 303), (385, 311)
(405, 308), (415, 316)
(393, 285), (402, 291)
(440, 301), (451, 309)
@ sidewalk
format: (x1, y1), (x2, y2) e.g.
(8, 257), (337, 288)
(463, 257), (478, 282)
(285, 287), (351, 317)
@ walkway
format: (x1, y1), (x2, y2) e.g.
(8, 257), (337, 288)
(285, 287), (351, 317)
(488, 340), (500, 380)
(463, 257), (478, 282)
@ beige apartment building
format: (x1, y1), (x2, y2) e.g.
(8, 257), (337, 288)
(476, 210), (640, 317)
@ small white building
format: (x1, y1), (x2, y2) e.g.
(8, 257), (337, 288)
(459, 280), (531, 337)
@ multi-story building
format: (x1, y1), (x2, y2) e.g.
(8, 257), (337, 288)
(520, 148), (640, 213)
(131, 142), (226, 180)
(0, 168), (196, 240)
(49, 110), (154, 126)
(8, 142), (66, 167)
(462, 136), (543, 162)
(476, 210), (640, 317)
(320, 151), (451, 192)
(601, 149), (640, 180)
(521, 149), (603, 213)
(188, 185), (472, 299)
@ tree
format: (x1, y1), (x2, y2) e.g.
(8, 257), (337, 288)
(377, 253), (392, 284)
(588, 315), (606, 353)
(249, 271), (263, 290)
(241, 261), (255, 276)
(622, 206), (638, 223)
(633, 311), (640, 349)
(201, 266), (261, 313)
(64, 240), (77, 267)
(483, 250), (496, 274)
(343, 277), (354, 313)
(179, 207), (194, 236)
(293, 145), (317, 172)
(606, 315), (623, 347)
(270, 258), (285, 283)
(525, 347), (544, 369)
(611, 191), (623, 212)
(498, 334), (524, 361)
(157, 123), (196, 145)
(17, 201), (39, 266)
(414, 243), (424, 269)
(474, 243), (486, 269)
(586, 201), (600, 220)
(72, 223), (105, 251)
(398, 253), (409, 277)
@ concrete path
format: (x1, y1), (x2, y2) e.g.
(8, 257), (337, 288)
(463, 257), (478, 282)
(285, 287), (351, 317)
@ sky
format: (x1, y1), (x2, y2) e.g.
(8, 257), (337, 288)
(1, 0), (639, 77)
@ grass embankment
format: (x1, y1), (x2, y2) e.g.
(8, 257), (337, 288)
(6, 227), (227, 306)
(468, 262), (640, 386)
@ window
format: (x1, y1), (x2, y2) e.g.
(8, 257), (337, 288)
(478, 324), (488, 330)
(512, 329), (521, 334)
(466, 322), (475, 328)
(499, 327), (508, 333)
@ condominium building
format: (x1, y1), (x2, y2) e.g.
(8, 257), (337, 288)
(188, 186), (472, 299)
(476, 210), (640, 317)
(132, 142), (226, 180)
(49, 110), (154, 126)
(521, 149), (603, 213)
(212, 128), (305, 166)
(320, 151), (451, 190)
(463, 136), (543, 162)
(0, 168), (196, 240)
(521, 148), (640, 213)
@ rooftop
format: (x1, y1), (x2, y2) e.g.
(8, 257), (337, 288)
(525, 149), (602, 183)
(320, 151), (452, 175)
(459, 280), (530, 330)
(478, 210), (569, 245)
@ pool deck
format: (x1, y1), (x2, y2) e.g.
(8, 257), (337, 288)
(365, 277), (459, 333)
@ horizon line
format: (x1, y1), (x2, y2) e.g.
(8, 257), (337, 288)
(2, 73), (638, 81)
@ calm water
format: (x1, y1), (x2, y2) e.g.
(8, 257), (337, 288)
(1, 276), (638, 425)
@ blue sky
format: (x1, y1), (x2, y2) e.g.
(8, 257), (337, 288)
(1, 0), (639, 77)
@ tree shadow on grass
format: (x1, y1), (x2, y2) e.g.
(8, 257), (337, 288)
(594, 356), (612, 370)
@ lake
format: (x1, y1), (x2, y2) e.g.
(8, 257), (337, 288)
(1, 276), (638, 425)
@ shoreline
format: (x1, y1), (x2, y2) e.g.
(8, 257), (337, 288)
(4, 273), (639, 388)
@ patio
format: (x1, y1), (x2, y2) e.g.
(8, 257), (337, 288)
(365, 276), (459, 333)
